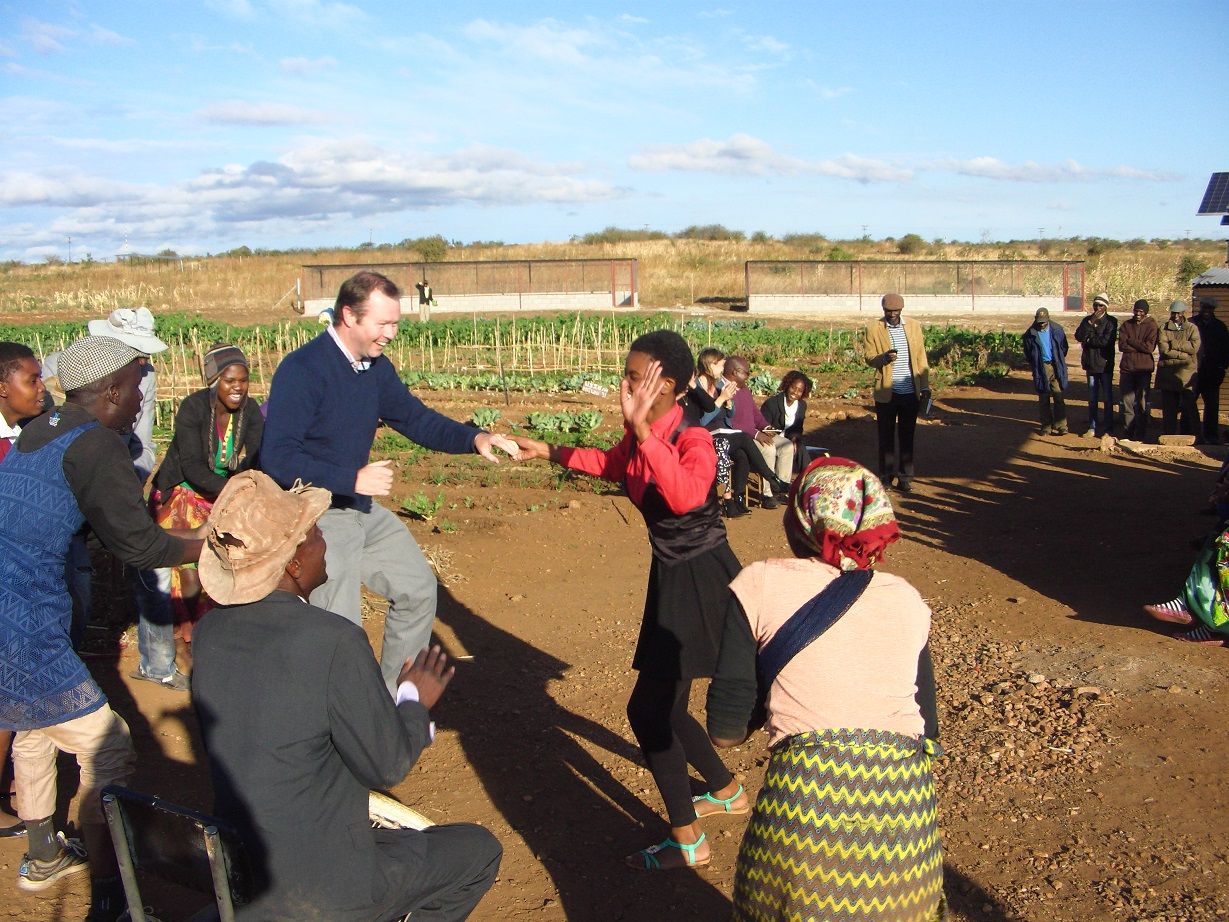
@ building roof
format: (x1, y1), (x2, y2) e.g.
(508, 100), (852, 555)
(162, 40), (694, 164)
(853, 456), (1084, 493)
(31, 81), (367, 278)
(1193, 267), (1229, 286)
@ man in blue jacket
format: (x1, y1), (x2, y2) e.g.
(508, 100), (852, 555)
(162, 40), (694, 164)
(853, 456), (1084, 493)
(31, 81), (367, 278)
(262, 271), (518, 690)
(1023, 307), (1070, 435)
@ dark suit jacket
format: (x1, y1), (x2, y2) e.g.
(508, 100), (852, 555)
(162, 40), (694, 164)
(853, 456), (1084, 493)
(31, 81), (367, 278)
(192, 591), (432, 919)
(759, 392), (807, 439)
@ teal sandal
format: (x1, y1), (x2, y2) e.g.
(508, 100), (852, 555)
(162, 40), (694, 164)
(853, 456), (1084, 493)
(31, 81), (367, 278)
(629, 833), (708, 870)
(692, 784), (748, 817)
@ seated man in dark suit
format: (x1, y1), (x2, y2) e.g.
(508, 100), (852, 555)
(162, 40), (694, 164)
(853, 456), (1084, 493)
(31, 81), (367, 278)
(192, 471), (501, 921)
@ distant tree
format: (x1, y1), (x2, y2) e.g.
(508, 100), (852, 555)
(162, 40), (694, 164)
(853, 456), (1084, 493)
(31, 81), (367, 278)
(43, 255), (64, 266)
(781, 233), (828, 253)
(156, 248), (180, 259)
(750, 230), (772, 244)
(675, 224), (745, 241)
(575, 227), (668, 245)
(1177, 255), (1210, 287)
(827, 245), (856, 261)
(897, 233), (926, 255)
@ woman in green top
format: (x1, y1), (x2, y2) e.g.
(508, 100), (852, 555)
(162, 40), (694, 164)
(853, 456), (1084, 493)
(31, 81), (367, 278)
(152, 343), (263, 644)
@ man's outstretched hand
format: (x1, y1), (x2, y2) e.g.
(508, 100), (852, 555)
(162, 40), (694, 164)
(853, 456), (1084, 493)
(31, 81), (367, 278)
(397, 645), (455, 710)
(475, 431), (523, 462)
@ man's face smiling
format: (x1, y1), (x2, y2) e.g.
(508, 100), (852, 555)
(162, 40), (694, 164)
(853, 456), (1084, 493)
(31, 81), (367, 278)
(340, 290), (401, 359)
(883, 308), (902, 327)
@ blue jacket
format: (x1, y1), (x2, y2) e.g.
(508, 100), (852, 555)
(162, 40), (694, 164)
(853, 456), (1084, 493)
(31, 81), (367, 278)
(1022, 323), (1069, 393)
(262, 333), (478, 512)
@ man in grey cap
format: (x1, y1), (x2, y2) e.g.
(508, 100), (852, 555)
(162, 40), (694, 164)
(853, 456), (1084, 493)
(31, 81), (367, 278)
(1157, 300), (1201, 436)
(1192, 299), (1229, 444)
(0, 336), (204, 920)
(1022, 307), (1069, 435)
(1074, 293), (1118, 437)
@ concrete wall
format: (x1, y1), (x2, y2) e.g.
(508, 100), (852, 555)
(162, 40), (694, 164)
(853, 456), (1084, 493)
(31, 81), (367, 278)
(747, 293), (1079, 315)
(301, 289), (637, 317)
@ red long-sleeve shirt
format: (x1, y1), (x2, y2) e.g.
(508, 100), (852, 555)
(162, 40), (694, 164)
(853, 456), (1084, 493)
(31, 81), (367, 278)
(557, 404), (716, 515)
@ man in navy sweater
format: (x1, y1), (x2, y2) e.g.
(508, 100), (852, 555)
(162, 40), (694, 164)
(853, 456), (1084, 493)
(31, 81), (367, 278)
(262, 271), (517, 689)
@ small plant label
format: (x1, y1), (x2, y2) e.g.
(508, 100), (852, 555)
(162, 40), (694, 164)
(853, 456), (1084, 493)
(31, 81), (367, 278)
(580, 381), (610, 398)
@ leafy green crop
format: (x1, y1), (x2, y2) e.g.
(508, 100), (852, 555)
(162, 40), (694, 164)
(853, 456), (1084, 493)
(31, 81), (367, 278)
(471, 407), (502, 428)
(400, 491), (445, 520)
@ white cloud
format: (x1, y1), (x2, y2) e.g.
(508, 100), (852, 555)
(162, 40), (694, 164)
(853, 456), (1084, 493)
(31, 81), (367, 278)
(196, 101), (327, 126)
(0, 41), (16, 57)
(204, 0), (256, 18)
(805, 79), (852, 100)
(934, 156), (1178, 183)
(268, 0), (367, 30)
(619, 14), (648, 24)
(279, 55), (337, 75)
(742, 34), (789, 55)
(88, 24), (135, 46)
(22, 18), (76, 54)
(629, 134), (911, 183)
(464, 18), (607, 65)
(4, 140), (621, 256)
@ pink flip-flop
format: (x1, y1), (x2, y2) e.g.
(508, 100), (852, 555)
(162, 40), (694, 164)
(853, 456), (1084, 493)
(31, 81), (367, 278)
(1143, 603), (1194, 625)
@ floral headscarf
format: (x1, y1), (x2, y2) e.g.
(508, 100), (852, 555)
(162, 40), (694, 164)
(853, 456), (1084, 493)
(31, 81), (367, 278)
(787, 456), (900, 571)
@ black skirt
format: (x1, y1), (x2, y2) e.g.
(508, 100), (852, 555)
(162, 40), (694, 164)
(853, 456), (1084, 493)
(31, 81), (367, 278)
(632, 540), (742, 679)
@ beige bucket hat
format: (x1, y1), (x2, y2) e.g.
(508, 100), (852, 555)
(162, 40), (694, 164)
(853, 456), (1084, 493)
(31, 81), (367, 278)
(199, 471), (331, 605)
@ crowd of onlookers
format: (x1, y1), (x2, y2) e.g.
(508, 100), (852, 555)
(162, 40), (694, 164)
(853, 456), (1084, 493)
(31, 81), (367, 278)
(1024, 294), (1229, 443)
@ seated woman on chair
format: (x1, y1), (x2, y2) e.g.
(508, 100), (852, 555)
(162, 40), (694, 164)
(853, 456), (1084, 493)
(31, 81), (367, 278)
(759, 370), (812, 474)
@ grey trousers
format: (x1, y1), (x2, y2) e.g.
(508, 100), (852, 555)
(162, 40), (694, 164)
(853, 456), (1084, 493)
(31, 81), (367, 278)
(312, 504), (437, 691)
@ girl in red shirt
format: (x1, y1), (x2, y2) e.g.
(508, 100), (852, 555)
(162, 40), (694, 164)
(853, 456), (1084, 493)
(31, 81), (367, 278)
(513, 331), (746, 870)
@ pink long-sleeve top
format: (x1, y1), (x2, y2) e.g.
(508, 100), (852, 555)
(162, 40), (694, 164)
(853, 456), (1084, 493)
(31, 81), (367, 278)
(556, 403), (715, 515)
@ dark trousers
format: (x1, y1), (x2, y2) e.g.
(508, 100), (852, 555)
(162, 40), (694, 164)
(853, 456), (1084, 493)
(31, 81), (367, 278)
(874, 392), (919, 479)
(1037, 364), (1067, 432)
(375, 823), (502, 922)
(1120, 369), (1152, 440)
(627, 675), (734, 828)
(728, 431), (777, 498)
(1198, 368), (1226, 442)
(1161, 388), (1199, 436)
(1085, 371), (1114, 436)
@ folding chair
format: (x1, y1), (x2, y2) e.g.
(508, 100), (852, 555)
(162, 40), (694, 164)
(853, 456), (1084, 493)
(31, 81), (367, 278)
(100, 785), (249, 922)
(102, 786), (433, 922)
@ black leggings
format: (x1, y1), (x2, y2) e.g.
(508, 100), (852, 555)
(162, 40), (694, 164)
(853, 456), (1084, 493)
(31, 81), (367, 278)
(728, 432), (778, 496)
(626, 674), (734, 827)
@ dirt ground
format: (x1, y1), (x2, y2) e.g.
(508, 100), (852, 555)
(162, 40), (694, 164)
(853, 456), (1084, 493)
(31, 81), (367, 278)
(4, 341), (1229, 921)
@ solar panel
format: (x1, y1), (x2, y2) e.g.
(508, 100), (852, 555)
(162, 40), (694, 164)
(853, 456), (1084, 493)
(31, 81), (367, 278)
(1198, 172), (1229, 214)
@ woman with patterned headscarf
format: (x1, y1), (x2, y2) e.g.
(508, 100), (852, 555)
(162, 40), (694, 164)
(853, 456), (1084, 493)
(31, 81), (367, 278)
(151, 343), (263, 649)
(706, 456), (946, 921)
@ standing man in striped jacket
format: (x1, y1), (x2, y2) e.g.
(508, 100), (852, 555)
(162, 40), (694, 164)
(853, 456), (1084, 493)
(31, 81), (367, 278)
(861, 293), (930, 493)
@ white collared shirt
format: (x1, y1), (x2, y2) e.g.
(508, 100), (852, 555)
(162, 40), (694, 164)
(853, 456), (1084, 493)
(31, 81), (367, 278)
(325, 323), (372, 373)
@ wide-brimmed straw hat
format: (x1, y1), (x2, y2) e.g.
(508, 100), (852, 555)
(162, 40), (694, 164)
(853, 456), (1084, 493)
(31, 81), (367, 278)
(199, 471), (331, 605)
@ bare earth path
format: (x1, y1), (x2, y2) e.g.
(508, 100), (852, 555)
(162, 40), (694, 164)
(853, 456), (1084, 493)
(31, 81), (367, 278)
(3, 368), (1229, 921)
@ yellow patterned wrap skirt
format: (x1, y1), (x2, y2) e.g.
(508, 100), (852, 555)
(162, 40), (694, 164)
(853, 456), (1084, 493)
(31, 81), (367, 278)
(732, 728), (946, 922)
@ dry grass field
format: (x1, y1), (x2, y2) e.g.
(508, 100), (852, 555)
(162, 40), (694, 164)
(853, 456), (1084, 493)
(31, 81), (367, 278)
(0, 237), (1221, 323)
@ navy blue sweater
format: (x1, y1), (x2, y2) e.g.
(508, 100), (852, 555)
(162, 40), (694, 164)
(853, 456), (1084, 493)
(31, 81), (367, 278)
(262, 333), (478, 512)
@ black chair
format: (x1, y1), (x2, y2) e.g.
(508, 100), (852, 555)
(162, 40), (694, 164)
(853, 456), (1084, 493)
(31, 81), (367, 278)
(102, 787), (431, 921)
(100, 785), (249, 922)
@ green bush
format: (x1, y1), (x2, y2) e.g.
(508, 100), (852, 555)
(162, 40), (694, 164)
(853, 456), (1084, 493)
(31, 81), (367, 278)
(1177, 255), (1210, 287)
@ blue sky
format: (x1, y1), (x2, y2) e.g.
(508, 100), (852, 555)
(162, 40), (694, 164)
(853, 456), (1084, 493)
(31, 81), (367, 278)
(2, 1), (1226, 262)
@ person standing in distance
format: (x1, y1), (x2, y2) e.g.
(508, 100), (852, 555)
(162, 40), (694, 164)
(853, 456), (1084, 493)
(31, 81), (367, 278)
(860, 293), (930, 493)
(1119, 299), (1159, 440)
(1074, 293), (1118, 438)
(1022, 308), (1070, 436)
(1192, 299), (1229, 444)
(261, 271), (519, 690)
